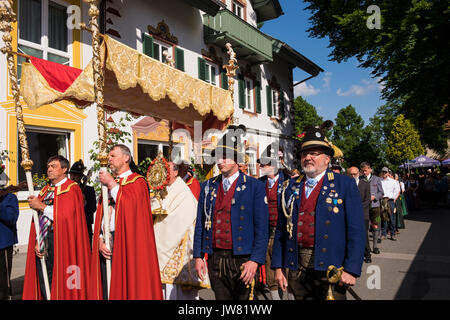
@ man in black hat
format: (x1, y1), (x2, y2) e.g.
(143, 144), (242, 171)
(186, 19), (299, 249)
(256, 142), (291, 300)
(69, 160), (96, 245)
(271, 122), (365, 300)
(193, 125), (269, 300)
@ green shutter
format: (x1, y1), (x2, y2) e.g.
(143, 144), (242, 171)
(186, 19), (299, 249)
(175, 47), (184, 71)
(142, 33), (153, 58)
(221, 71), (228, 90)
(238, 74), (245, 109)
(266, 86), (273, 117)
(255, 82), (261, 114)
(198, 57), (206, 81)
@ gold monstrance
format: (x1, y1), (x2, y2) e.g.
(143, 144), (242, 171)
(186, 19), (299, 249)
(146, 152), (169, 217)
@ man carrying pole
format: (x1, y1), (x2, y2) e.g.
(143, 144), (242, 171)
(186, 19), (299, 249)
(89, 144), (163, 300)
(23, 156), (91, 300)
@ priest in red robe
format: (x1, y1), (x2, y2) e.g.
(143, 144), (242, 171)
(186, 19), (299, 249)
(177, 162), (201, 200)
(89, 144), (162, 300)
(23, 155), (91, 300)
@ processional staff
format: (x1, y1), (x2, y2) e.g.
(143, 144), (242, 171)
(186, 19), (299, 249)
(0, 0), (51, 299)
(79, 0), (111, 299)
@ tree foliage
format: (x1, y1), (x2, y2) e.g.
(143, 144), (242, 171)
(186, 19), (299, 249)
(387, 114), (425, 166)
(293, 96), (323, 135)
(304, 0), (449, 151)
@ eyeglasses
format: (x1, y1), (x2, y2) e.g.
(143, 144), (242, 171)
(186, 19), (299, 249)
(301, 151), (325, 158)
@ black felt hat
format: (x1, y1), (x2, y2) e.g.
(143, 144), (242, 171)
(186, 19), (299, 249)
(68, 159), (86, 175)
(299, 120), (334, 157)
(212, 125), (246, 164)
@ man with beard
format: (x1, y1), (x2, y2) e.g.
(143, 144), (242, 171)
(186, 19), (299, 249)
(89, 144), (162, 300)
(272, 122), (365, 300)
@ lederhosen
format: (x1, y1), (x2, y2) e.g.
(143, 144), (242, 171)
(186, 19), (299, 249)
(264, 179), (279, 291)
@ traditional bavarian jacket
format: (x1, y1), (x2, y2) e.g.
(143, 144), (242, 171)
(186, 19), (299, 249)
(193, 171), (269, 265)
(271, 170), (365, 277)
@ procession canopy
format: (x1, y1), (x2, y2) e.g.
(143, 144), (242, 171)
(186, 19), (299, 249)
(20, 35), (234, 126)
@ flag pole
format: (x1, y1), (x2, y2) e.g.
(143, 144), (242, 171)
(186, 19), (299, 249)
(80, 0), (111, 299)
(0, 0), (51, 299)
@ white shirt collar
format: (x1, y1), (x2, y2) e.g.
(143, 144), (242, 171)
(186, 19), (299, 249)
(53, 177), (67, 187)
(223, 170), (240, 186)
(119, 170), (132, 178)
(306, 169), (326, 183)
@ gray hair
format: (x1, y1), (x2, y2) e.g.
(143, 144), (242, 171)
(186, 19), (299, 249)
(111, 144), (131, 163)
(360, 162), (371, 169)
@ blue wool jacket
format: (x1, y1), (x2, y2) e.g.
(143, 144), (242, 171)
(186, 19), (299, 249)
(271, 170), (366, 277)
(193, 171), (269, 265)
(0, 193), (19, 249)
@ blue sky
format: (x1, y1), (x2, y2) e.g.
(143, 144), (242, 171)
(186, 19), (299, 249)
(261, 0), (386, 125)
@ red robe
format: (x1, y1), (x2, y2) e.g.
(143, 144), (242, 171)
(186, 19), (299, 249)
(88, 173), (163, 300)
(186, 176), (201, 200)
(22, 179), (91, 300)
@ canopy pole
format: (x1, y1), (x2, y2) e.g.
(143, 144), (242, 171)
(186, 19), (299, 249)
(81, 0), (111, 299)
(223, 43), (239, 124)
(0, 0), (51, 299)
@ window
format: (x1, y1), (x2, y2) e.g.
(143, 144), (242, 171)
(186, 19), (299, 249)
(246, 150), (256, 176)
(152, 39), (171, 63)
(18, 128), (70, 183)
(138, 140), (183, 163)
(205, 62), (218, 86)
(232, 1), (244, 19)
(17, 0), (71, 79)
(272, 89), (279, 118)
(244, 78), (254, 112)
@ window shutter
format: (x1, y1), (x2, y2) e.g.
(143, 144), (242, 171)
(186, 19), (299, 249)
(175, 47), (184, 71)
(266, 86), (273, 117)
(142, 33), (153, 58)
(255, 82), (261, 114)
(198, 57), (206, 81)
(221, 71), (228, 90)
(238, 74), (245, 109)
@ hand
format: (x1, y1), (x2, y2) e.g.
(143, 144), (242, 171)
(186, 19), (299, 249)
(275, 268), (288, 291)
(195, 258), (207, 281)
(34, 241), (45, 259)
(240, 260), (258, 286)
(339, 271), (356, 286)
(98, 170), (118, 190)
(99, 237), (112, 260)
(28, 195), (46, 211)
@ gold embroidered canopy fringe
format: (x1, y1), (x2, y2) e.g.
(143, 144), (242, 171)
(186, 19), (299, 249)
(20, 35), (234, 126)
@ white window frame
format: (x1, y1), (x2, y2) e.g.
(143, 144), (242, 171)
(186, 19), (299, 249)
(138, 139), (185, 163)
(272, 89), (279, 118)
(17, 0), (72, 66)
(205, 61), (219, 87)
(244, 77), (254, 112)
(232, 1), (244, 19)
(152, 38), (172, 63)
(246, 149), (256, 176)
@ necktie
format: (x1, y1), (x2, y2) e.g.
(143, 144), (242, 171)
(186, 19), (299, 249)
(39, 187), (54, 252)
(223, 179), (231, 192)
(305, 178), (317, 199)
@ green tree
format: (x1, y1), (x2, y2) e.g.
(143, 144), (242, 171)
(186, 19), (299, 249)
(387, 114), (425, 167)
(293, 96), (323, 136)
(304, 0), (449, 151)
(332, 105), (365, 167)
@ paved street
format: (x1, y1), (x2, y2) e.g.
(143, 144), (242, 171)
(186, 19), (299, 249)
(8, 206), (450, 300)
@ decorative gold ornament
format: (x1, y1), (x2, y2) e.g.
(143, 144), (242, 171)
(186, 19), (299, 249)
(326, 265), (344, 300)
(223, 43), (239, 116)
(146, 152), (170, 216)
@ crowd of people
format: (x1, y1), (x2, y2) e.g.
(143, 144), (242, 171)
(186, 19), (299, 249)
(0, 121), (448, 301)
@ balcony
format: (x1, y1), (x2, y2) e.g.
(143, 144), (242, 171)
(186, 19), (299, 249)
(203, 9), (273, 64)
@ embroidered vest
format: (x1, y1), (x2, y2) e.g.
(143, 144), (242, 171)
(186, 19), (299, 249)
(212, 178), (238, 249)
(297, 176), (324, 248)
(266, 179), (279, 228)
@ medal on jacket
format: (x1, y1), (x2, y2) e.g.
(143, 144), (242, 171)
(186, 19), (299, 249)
(203, 181), (213, 231)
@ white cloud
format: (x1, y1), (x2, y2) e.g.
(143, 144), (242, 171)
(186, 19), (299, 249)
(322, 72), (332, 88)
(336, 78), (383, 97)
(294, 82), (320, 98)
